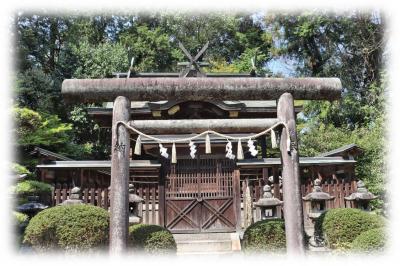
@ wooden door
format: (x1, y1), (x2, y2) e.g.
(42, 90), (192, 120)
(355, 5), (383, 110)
(165, 157), (237, 233)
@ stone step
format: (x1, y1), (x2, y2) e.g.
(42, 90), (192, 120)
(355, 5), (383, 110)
(176, 239), (233, 253)
(177, 251), (235, 256)
(173, 232), (241, 254)
(173, 232), (233, 241)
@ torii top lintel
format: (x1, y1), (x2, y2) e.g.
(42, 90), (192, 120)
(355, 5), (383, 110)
(61, 77), (342, 103)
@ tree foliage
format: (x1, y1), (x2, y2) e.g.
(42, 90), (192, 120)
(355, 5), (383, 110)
(268, 11), (385, 128)
(71, 41), (128, 78)
(13, 106), (72, 148)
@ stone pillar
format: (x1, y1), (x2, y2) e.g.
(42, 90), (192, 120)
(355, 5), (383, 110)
(277, 93), (305, 255)
(110, 96), (130, 254)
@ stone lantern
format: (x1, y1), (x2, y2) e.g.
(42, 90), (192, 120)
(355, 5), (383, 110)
(254, 184), (283, 220)
(16, 195), (48, 218)
(60, 187), (84, 205)
(302, 179), (335, 221)
(128, 184), (144, 224)
(345, 180), (377, 211)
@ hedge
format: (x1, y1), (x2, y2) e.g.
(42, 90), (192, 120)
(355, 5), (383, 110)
(13, 180), (53, 205)
(351, 228), (386, 252)
(242, 219), (286, 253)
(14, 211), (29, 244)
(315, 208), (385, 249)
(23, 204), (109, 252)
(128, 224), (176, 254)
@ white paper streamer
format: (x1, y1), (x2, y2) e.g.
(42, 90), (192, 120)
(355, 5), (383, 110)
(237, 139), (244, 160)
(225, 140), (235, 160)
(247, 139), (258, 157)
(159, 143), (169, 158)
(189, 141), (197, 159)
(171, 143), (177, 163)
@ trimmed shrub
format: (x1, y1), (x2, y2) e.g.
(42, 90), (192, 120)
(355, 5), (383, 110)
(23, 204), (109, 252)
(242, 219), (286, 252)
(13, 180), (53, 205)
(315, 208), (385, 249)
(14, 211), (29, 244)
(128, 224), (176, 254)
(351, 228), (386, 252)
(14, 211), (29, 225)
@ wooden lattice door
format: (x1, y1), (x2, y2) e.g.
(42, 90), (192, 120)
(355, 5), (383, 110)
(165, 157), (237, 233)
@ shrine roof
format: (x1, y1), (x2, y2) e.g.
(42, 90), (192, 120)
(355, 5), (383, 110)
(30, 147), (73, 161)
(318, 143), (363, 158)
(237, 157), (356, 167)
(36, 160), (161, 169)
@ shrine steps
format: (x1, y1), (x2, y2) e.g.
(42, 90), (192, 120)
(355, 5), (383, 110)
(173, 232), (241, 255)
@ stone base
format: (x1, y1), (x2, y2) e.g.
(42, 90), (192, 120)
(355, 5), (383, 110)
(128, 216), (140, 224)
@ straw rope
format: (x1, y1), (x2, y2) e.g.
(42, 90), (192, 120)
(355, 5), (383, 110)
(114, 120), (292, 152)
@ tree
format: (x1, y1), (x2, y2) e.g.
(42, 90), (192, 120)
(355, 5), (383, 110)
(118, 25), (181, 72)
(13, 106), (72, 148)
(14, 68), (65, 115)
(267, 11), (385, 128)
(269, 12), (386, 210)
(71, 41), (129, 78)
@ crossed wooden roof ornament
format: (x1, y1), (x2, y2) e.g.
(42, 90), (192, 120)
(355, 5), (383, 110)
(178, 42), (210, 77)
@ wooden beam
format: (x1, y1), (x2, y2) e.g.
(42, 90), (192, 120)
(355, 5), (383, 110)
(272, 166), (280, 200)
(277, 92), (305, 255)
(110, 96), (130, 254)
(62, 77), (342, 103)
(129, 118), (279, 134)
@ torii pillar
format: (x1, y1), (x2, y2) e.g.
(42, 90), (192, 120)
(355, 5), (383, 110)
(277, 93), (305, 254)
(110, 96), (130, 254)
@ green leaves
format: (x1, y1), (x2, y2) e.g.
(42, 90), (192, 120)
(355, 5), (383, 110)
(128, 224), (177, 254)
(13, 106), (72, 148)
(23, 205), (109, 252)
(351, 228), (386, 252)
(242, 219), (286, 253)
(119, 25), (181, 72)
(315, 208), (385, 250)
(14, 180), (53, 195)
(71, 41), (128, 78)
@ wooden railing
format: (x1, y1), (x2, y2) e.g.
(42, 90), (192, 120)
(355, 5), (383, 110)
(52, 182), (160, 225)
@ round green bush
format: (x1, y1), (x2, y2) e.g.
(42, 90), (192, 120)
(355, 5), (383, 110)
(242, 219), (286, 253)
(128, 224), (176, 254)
(351, 228), (386, 252)
(315, 208), (385, 249)
(23, 204), (109, 252)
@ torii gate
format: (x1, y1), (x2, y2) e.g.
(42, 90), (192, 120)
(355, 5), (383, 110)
(61, 44), (342, 255)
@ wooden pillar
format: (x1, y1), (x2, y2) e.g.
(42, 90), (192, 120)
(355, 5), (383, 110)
(158, 166), (166, 227)
(277, 93), (305, 255)
(80, 169), (84, 188)
(110, 96), (130, 254)
(233, 169), (242, 231)
(272, 166), (280, 199)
